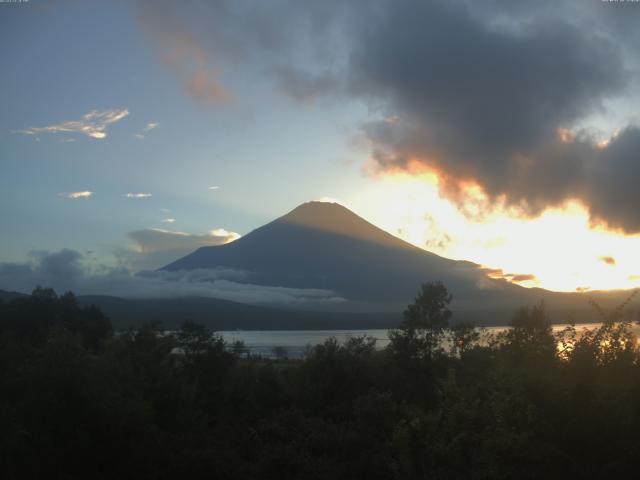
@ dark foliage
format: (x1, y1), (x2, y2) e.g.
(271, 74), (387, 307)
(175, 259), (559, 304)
(0, 286), (112, 349)
(1, 284), (640, 479)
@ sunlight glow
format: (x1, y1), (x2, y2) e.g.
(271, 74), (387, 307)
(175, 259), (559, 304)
(351, 172), (640, 292)
(315, 196), (345, 205)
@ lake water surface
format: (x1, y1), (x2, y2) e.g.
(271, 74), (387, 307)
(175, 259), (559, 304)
(219, 323), (631, 358)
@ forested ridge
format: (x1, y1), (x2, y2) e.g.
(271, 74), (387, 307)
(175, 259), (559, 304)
(1, 284), (640, 479)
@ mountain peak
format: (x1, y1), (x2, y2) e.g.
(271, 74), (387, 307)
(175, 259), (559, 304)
(281, 200), (356, 222)
(276, 200), (405, 248)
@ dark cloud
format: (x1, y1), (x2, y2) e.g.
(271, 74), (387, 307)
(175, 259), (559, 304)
(135, 0), (353, 105)
(273, 66), (340, 104)
(135, 0), (640, 232)
(0, 250), (85, 293)
(584, 128), (640, 232)
(0, 250), (345, 305)
(352, 1), (623, 161)
(349, 0), (640, 230)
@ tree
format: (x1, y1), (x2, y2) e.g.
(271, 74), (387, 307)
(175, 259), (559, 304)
(503, 302), (555, 359)
(0, 287), (112, 348)
(388, 281), (452, 361)
(175, 320), (219, 359)
(271, 345), (289, 360)
(402, 282), (452, 333)
(449, 322), (480, 357)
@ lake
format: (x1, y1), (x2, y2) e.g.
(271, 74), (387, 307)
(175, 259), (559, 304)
(219, 322), (632, 358)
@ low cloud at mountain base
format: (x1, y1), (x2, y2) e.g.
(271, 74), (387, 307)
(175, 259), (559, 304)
(0, 250), (345, 306)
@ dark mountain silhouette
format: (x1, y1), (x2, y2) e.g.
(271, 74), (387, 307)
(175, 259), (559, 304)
(164, 202), (489, 304)
(162, 201), (621, 319)
(4, 203), (631, 329)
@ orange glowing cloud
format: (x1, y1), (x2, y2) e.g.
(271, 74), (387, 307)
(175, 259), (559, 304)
(600, 256), (616, 266)
(350, 171), (640, 292)
(480, 267), (538, 286)
(557, 128), (575, 143)
(138, 7), (232, 106)
(161, 36), (232, 105)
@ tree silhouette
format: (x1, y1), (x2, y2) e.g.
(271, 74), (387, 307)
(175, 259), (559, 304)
(3, 283), (640, 478)
(389, 281), (452, 361)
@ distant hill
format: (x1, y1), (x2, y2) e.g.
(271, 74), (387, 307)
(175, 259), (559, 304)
(0, 288), (399, 330)
(75, 294), (400, 330)
(0, 290), (28, 302)
(1, 287), (634, 330)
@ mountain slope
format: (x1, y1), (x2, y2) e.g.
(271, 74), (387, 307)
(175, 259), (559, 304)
(162, 201), (640, 322)
(163, 202), (535, 310)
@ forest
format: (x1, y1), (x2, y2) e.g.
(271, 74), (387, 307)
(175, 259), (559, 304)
(1, 283), (640, 479)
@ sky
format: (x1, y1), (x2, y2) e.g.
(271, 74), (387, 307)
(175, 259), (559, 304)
(2, 0), (640, 295)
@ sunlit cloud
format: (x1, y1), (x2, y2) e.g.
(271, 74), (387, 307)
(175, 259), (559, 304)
(595, 129), (620, 150)
(508, 274), (538, 284)
(209, 228), (239, 239)
(345, 1), (640, 235)
(352, 172), (640, 292)
(134, 122), (159, 139)
(127, 227), (241, 269)
(557, 128), (575, 144)
(60, 191), (93, 199)
(128, 227), (240, 254)
(315, 196), (344, 205)
(133, 0), (640, 234)
(600, 256), (616, 266)
(482, 268), (539, 287)
(125, 192), (153, 198)
(209, 185), (220, 190)
(15, 109), (129, 140)
(162, 218), (176, 223)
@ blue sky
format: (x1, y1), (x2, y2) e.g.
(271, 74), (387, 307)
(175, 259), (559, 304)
(2, 0), (640, 293)
(0, 0), (369, 265)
